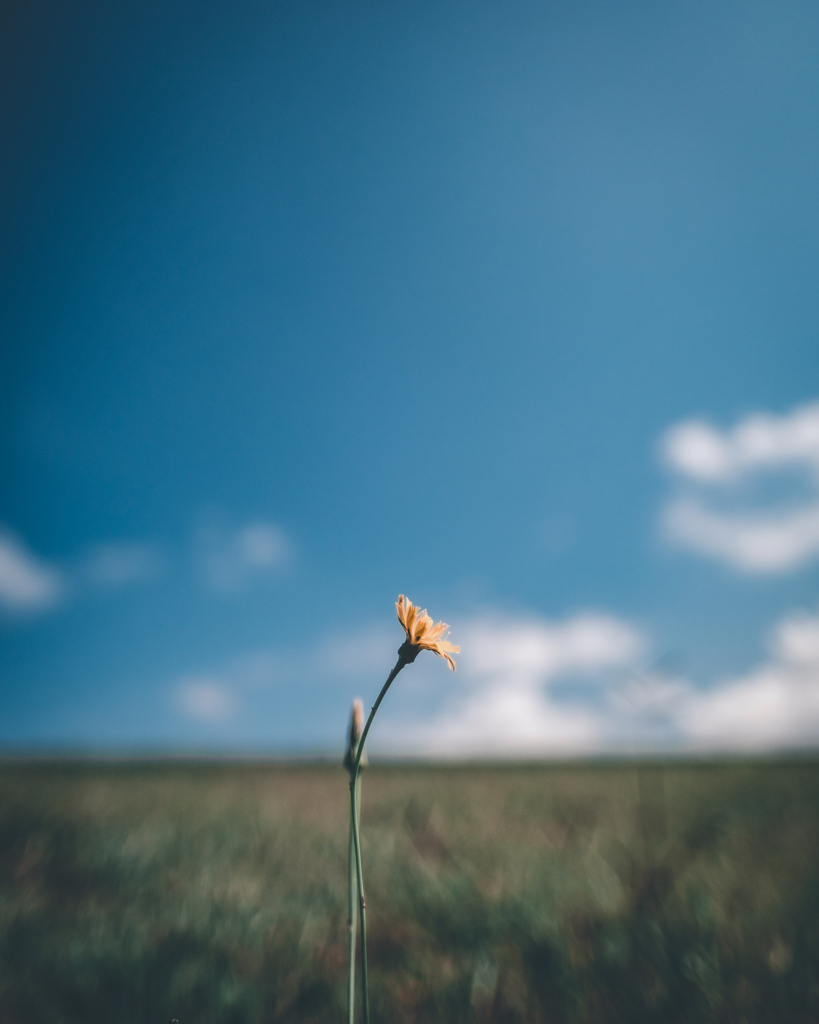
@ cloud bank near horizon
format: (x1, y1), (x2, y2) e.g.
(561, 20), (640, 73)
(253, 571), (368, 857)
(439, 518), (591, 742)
(171, 602), (819, 757)
(678, 607), (819, 751)
(379, 606), (819, 757)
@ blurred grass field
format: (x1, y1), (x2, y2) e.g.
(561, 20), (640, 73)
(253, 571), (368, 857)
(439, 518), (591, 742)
(1, 758), (818, 1024)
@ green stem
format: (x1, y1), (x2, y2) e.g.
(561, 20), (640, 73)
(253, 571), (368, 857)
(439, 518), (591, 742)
(346, 772), (361, 1024)
(350, 656), (406, 1024)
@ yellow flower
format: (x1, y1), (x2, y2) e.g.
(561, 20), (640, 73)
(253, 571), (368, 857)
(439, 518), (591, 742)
(396, 595), (459, 671)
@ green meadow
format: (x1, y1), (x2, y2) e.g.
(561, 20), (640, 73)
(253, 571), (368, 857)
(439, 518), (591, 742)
(1, 758), (817, 1023)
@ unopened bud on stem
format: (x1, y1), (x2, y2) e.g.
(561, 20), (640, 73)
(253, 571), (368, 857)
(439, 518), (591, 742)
(343, 698), (368, 773)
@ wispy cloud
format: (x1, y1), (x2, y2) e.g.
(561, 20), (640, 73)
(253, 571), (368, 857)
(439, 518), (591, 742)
(82, 541), (164, 588)
(0, 527), (168, 617)
(168, 622), (401, 733)
(195, 517), (291, 593)
(0, 529), (64, 613)
(660, 402), (819, 573)
(175, 676), (236, 722)
(664, 498), (819, 574)
(317, 623), (397, 677)
(172, 649), (295, 724)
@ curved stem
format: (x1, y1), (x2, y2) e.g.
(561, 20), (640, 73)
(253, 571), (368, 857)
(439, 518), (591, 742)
(353, 657), (406, 780)
(350, 656), (406, 1024)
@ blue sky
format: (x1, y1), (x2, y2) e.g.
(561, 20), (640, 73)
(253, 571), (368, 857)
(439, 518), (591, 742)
(2, 0), (819, 755)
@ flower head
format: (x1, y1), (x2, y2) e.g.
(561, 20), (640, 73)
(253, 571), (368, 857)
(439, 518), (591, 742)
(396, 594), (459, 671)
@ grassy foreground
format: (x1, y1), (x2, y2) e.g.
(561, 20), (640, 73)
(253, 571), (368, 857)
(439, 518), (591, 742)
(0, 758), (818, 1024)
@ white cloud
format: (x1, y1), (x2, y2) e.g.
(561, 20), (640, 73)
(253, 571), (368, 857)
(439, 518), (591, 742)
(82, 541), (163, 587)
(171, 648), (295, 726)
(0, 529), (64, 612)
(379, 612), (646, 757)
(175, 676), (236, 722)
(196, 519), (291, 592)
(0, 529), (165, 615)
(318, 624), (397, 678)
(662, 403), (819, 482)
(676, 607), (819, 750)
(660, 402), (819, 573)
(664, 497), (819, 573)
